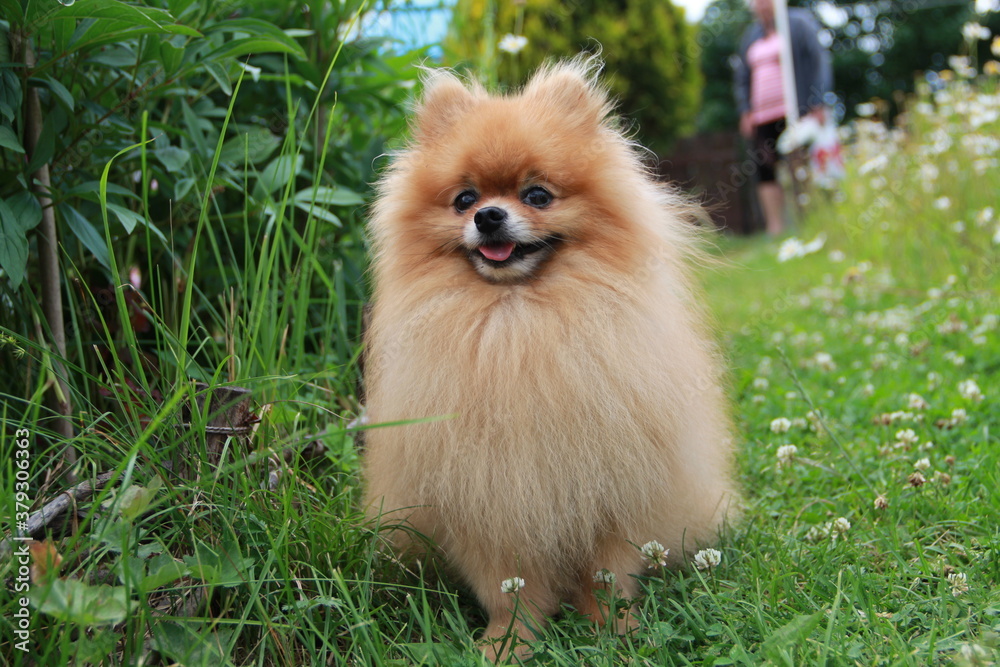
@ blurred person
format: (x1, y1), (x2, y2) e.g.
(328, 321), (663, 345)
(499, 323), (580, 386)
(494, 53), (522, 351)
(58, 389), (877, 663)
(734, 0), (832, 236)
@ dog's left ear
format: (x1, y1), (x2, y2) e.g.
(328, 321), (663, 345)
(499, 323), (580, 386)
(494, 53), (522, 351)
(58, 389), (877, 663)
(522, 58), (611, 127)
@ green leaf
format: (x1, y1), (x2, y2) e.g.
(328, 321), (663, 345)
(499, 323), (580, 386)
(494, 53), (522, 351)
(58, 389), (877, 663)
(0, 198), (29, 288)
(183, 538), (252, 588)
(53, 17), (75, 54)
(256, 154), (303, 196)
(160, 41), (184, 76)
(293, 202), (342, 227)
(202, 60), (232, 97)
(7, 191), (43, 231)
(27, 0), (199, 37)
(0, 0), (23, 25)
(106, 202), (141, 234)
(152, 621), (236, 667)
(63, 180), (137, 201)
(218, 128), (281, 166)
(0, 72), (22, 122)
(59, 203), (111, 270)
(86, 47), (139, 68)
(41, 76), (75, 111)
(174, 177), (196, 201)
(72, 629), (119, 664)
(203, 38), (306, 64)
(181, 100), (208, 157)
(118, 475), (162, 520)
(759, 612), (824, 662)
(142, 553), (189, 591)
(202, 18), (306, 60)
(104, 203), (168, 243)
(25, 117), (55, 173)
(294, 185), (365, 207)
(155, 146), (191, 173)
(0, 125), (25, 154)
(30, 579), (131, 626)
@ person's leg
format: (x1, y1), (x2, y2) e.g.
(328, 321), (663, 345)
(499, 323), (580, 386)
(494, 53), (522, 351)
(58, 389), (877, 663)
(757, 180), (784, 236)
(754, 118), (786, 236)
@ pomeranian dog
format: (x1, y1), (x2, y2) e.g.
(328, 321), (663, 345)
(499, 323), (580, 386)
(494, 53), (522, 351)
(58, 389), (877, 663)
(363, 58), (738, 659)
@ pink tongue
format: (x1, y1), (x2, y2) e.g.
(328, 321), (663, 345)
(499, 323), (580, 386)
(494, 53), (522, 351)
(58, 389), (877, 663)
(480, 242), (516, 262)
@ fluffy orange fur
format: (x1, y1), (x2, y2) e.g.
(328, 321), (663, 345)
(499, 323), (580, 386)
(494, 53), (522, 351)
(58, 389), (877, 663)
(363, 58), (739, 658)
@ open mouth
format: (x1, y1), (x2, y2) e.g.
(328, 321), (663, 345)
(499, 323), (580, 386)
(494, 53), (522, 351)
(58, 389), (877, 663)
(473, 236), (561, 267)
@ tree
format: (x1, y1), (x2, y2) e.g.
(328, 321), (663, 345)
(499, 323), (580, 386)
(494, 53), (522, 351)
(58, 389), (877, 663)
(445, 0), (703, 154)
(695, 0), (752, 133)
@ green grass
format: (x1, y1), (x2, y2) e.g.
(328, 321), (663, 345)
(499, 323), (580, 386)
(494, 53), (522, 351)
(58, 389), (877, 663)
(3, 76), (1000, 666)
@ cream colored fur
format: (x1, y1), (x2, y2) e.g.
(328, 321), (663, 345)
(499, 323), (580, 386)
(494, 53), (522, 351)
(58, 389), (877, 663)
(363, 58), (739, 658)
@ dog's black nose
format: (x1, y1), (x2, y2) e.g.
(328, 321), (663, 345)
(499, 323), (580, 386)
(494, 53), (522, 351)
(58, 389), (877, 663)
(474, 207), (507, 234)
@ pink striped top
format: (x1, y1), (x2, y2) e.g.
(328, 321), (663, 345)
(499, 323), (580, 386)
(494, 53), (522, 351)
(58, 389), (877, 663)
(747, 32), (786, 125)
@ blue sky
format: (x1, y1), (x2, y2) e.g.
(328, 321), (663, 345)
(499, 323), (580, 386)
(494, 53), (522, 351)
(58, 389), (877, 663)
(371, 0), (712, 54)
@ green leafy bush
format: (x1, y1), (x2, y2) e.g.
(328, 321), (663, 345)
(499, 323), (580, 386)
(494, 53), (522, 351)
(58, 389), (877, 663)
(445, 0), (703, 155)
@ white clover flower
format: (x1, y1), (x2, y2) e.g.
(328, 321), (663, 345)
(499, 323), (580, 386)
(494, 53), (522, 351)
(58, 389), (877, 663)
(962, 22), (991, 41)
(814, 352), (836, 372)
(947, 571), (969, 597)
(776, 444), (799, 468)
(927, 371), (942, 388)
(975, 206), (995, 226)
(959, 643), (989, 662)
(896, 428), (919, 445)
(874, 494), (889, 510)
(640, 540), (670, 568)
(778, 237), (806, 262)
(862, 383), (875, 397)
(593, 569), (617, 584)
(500, 577), (525, 594)
(944, 350), (966, 366)
(907, 393), (929, 410)
(958, 379), (984, 402)
(497, 33), (528, 54)
(805, 524), (830, 542)
(914, 457), (931, 472)
(951, 408), (968, 423)
(890, 411), (916, 423)
(829, 249), (846, 262)
(752, 394), (766, 404)
(933, 196), (952, 210)
(770, 417), (792, 434)
(791, 417), (809, 430)
(948, 55), (976, 78)
(832, 517), (851, 534)
(753, 377), (770, 390)
(693, 548), (722, 571)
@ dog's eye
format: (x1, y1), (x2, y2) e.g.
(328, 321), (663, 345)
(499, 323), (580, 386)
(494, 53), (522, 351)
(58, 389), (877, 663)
(522, 186), (553, 208)
(454, 190), (478, 213)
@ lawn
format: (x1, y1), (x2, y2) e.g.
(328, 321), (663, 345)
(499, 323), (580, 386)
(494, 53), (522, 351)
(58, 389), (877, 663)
(2, 74), (999, 666)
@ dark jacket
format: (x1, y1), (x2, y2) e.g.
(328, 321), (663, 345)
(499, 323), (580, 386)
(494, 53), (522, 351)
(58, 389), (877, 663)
(733, 8), (833, 118)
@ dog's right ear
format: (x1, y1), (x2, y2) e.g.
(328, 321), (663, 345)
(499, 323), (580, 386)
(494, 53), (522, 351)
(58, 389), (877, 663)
(411, 69), (479, 144)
